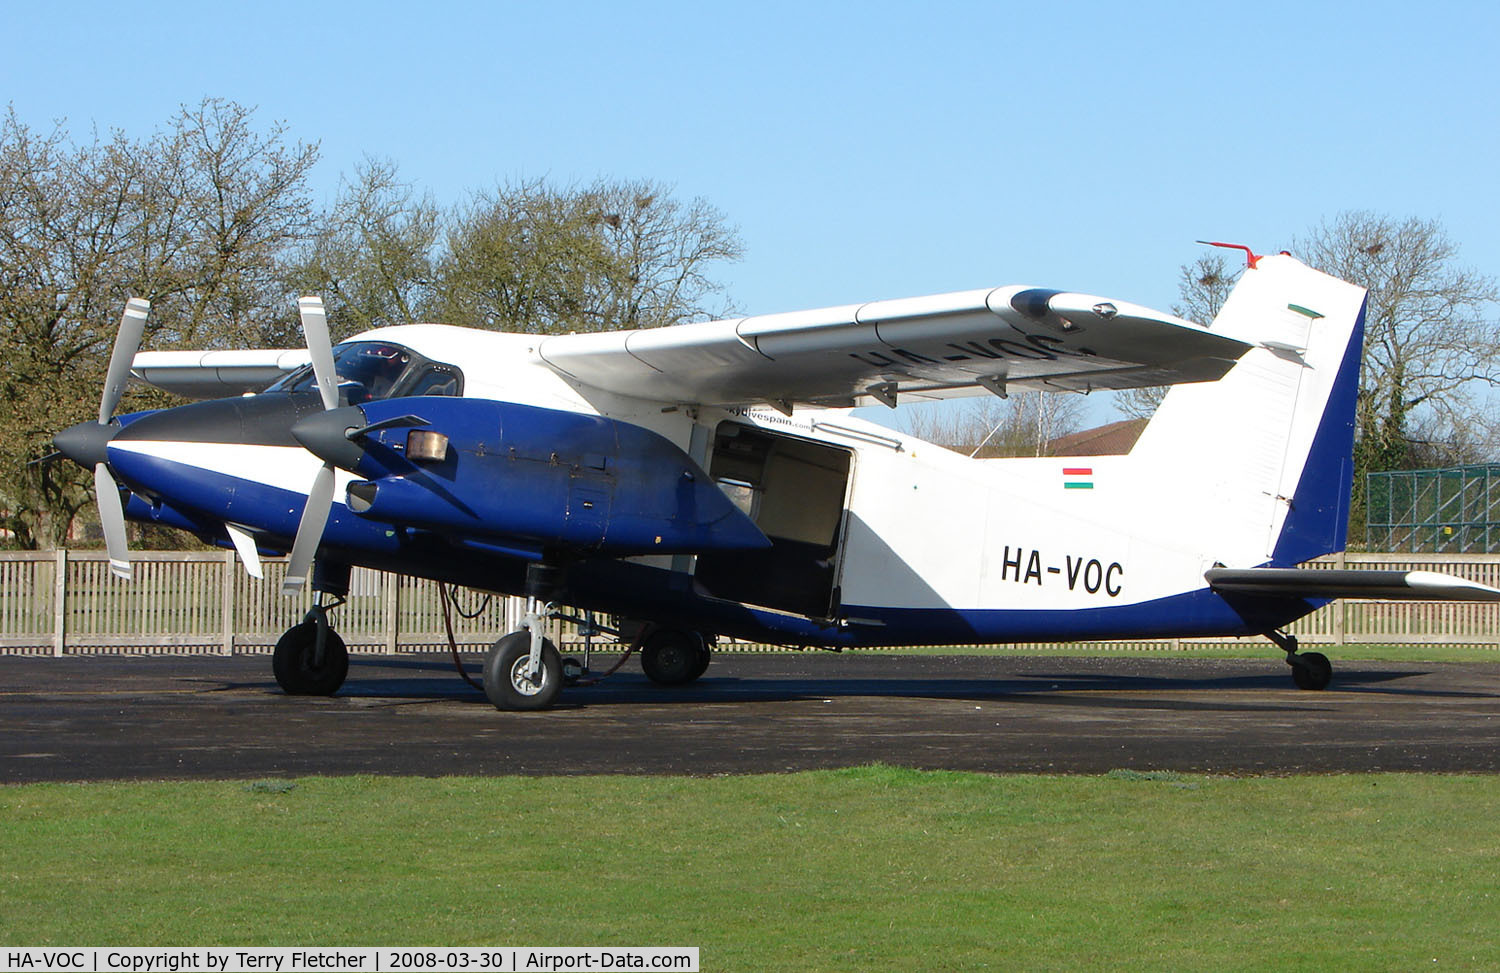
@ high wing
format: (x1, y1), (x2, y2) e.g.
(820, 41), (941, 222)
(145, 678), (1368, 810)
(1207, 567), (1500, 602)
(536, 285), (1254, 408)
(131, 349), (311, 400)
(129, 286), (1251, 408)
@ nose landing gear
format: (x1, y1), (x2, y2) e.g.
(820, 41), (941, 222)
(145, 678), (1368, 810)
(272, 595), (349, 695)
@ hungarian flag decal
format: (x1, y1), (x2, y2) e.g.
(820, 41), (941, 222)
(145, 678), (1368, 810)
(1063, 467), (1094, 490)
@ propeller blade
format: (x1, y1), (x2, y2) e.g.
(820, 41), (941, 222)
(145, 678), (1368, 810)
(95, 463), (132, 581)
(281, 462), (336, 596)
(297, 296), (339, 412)
(100, 298), (150, 424)
(284, 297), (341, 596)
(224, 522), (265, 580)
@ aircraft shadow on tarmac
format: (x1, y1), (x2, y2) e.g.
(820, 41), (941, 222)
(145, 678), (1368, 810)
(299, 656), (1485, 714)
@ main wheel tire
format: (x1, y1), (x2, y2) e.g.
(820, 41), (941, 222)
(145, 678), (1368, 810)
(272, 621), (349, 696)
(1291, 651), (1333, 691)
(641, 629), (707, 686)
(483, 631), (563, 711)
(689, 642), (712, 681)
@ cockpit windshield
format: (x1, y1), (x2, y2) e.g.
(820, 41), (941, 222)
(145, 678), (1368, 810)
(266, 341), (464, 404)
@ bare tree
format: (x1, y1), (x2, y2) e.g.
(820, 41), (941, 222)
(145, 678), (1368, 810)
(430, 179), (620, 334)
(1, 109), (746, 548)
(1294, 213), (1500, 542)
(0, 99), (318, 548)
(1173, 250), (1242, 325)
(142, 100), (320, 348)
(286, 157), (440, 340)
(589, 179), (743, 329)
(1115, 251), (1241, 420)
(430, 177), (742, 334)
(903, 392), (1085, 457)
(1403, 411), (1490, 469)
(1296, 212), (1500, 476)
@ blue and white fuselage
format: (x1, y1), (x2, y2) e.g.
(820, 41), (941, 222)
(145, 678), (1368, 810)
(59, 252), (1500, 706)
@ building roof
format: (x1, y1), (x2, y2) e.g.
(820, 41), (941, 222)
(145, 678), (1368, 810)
(1046, 418), (1148, 457)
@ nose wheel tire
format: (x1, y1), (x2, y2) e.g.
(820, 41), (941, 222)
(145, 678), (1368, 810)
(484, 631), (563, 711)
(272, 620), (349, 696)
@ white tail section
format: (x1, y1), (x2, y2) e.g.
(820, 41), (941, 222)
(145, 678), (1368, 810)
(1127, 254), (1367, 569)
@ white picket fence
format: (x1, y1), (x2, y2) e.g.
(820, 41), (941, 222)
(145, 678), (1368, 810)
(0, 550), (537, 657)
(0, 550), (1497, 656)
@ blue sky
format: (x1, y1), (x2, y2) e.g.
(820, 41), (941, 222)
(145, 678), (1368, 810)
(6, 0), (1499, 422)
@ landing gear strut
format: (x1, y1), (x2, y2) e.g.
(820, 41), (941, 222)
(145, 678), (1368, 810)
(474, 564), (718, 709)
(273, 595), (349, 695)
(1268, 629), (1332, 691)
(273, 562), (351, 696)
(482, 630), (562, 710)
(483, 562), (565, 711)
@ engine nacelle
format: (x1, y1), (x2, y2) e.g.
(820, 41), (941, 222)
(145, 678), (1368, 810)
(336, 397), (770, 556)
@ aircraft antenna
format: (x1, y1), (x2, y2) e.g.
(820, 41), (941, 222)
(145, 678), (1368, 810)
(1196, 240), (1264, 269)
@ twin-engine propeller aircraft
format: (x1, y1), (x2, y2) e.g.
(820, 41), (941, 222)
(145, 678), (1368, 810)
(52, 247), (1500, 709)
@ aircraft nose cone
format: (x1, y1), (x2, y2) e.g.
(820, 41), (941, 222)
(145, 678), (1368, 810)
(291, 406), (368, 472)
(53, 420), (116, 468)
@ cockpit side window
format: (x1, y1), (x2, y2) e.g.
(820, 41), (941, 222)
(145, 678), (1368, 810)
(332, 344), (411, 403)
(400, 365), (463, 397)
(265, 342), (464, 403)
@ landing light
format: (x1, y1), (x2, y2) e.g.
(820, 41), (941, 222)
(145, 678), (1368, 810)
(407, 429), (449, 463)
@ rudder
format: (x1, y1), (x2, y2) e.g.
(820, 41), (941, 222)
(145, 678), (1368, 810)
(1127, 253), (1367, 568)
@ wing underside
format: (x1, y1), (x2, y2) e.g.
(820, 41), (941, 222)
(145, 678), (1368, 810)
(537, 285), (1253, 409)
(132, 350), (311, 399)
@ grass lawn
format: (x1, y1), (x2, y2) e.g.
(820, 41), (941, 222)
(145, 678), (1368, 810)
(2, 768), (1498, 970)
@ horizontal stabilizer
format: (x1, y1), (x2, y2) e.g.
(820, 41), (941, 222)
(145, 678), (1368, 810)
(1206, 567), (1500, 602)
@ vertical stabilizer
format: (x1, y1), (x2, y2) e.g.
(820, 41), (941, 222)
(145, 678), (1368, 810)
(1128, 254), (1367, 568)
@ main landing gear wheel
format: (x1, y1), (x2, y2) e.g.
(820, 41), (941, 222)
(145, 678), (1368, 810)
(689, 642), (713, 682)
(272, 620), (349, 696)
(484, 631), (562, 711)
(641, 628), (709, 686)
(1290, 651), (1333, 691)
